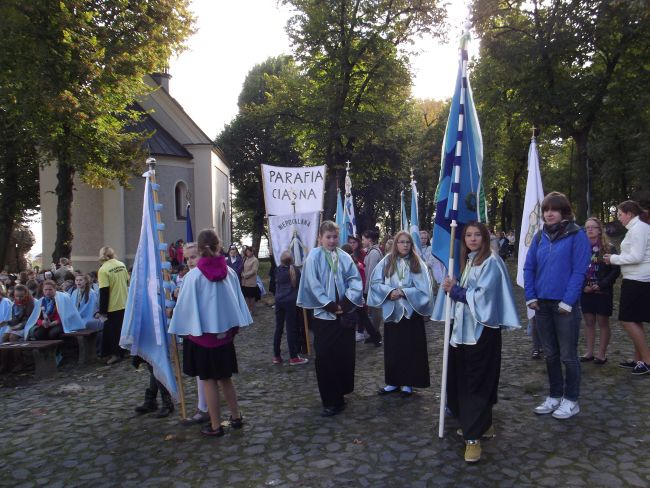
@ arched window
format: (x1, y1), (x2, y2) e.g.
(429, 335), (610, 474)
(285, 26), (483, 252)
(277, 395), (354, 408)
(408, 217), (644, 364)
(221, 205), (227, 242)
(175, 181), (188, 220)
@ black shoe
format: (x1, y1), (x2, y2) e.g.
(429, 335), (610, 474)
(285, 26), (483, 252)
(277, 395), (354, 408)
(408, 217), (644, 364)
(531, 350), (542, 359)
(619, 360), (637, 369)
(400, 387), (413, 397)
(320, 404), (345, 417)
(374, 341), (382, 347)
(155, 404), (174, 418)
(134, 388), (158, 414)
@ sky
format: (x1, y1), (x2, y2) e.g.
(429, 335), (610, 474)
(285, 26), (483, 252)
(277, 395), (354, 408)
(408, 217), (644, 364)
(31, 0), (478, 256)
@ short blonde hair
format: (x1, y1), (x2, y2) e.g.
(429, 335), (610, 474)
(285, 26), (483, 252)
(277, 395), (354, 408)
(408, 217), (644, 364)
(183, 242), (198, 252)
(98, 246), (116, 262)
(319, 220), (339, 236)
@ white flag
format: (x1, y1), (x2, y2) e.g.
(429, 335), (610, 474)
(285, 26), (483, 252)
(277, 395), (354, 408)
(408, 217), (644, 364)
(517, 138), (544, 318)
(268, 211), (320, 267)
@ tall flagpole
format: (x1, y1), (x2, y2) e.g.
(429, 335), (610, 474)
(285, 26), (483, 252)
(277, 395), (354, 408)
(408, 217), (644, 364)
(438, 24), (472, 439)
(146, 157), (187, 419)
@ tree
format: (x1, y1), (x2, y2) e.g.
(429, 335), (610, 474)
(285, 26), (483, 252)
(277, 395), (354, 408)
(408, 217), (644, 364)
(280, 0), (447, 218)
(0, 0), (194, 264)
(472, 0), (650, 221)
(216, 57), (303, 252)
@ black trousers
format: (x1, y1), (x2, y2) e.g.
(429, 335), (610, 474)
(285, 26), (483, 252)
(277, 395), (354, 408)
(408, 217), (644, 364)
(312, 317), (355, 408)
(33, 324), (64, 341)
(357, 304), (382, 344)
(101, 309), (125, 357)
(447, 326), (502, 440)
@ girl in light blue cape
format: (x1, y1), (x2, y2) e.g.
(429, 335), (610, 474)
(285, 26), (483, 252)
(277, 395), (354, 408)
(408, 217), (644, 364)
(438, 222), (520, 463)
(23, 285), (86, 340)
(71, 275), (99, 325)
(169, 229), (251, 437)
(296, 220), (363, 418)
(368, 231), (433, 396)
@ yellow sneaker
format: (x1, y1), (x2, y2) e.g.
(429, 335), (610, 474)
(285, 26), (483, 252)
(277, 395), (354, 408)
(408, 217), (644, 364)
(464, 440), (481, 463)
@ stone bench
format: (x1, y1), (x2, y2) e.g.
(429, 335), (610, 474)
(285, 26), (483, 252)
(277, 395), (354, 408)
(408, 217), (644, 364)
(63, 329), (100, 365)
(0, 340), (63, 378)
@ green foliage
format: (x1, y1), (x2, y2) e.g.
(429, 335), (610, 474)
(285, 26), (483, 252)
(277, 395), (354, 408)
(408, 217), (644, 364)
(279, 0), (447, 217)
(472, 0), (650, 221)
(0, 0), (195, 263)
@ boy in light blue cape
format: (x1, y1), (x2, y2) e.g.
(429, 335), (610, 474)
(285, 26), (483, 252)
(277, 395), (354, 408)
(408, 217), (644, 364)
(297, 220), (363, 418)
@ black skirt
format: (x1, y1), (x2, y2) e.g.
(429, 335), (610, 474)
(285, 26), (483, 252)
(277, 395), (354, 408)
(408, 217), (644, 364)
(580, 291), (614, 317)
(447, 326), (502, 440)
(619, 279), (650, 323)
(383, 313), (430, 388)
(241, 285), (261, 300)
(183, 339), (239, 381)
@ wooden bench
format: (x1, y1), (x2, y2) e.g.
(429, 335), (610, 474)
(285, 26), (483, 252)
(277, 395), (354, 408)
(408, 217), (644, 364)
(63, 329), (100, 365)
(0, 340), (63, 378)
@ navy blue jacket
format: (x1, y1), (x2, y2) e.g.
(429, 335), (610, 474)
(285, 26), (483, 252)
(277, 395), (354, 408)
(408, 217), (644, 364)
(524, 223), (591, 307)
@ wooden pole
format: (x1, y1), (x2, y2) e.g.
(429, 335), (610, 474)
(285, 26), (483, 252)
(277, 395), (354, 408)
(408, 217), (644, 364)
(147, 158), (187, 420)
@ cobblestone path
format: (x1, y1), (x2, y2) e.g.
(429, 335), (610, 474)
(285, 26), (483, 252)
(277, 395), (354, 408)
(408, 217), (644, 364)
(1, 276), (649, 487)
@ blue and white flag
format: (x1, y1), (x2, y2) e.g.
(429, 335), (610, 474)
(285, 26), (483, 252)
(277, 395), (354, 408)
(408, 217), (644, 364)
(410, 180), (423, 253)
(336, 189), (347, 243)
(185, 202), (194, 243)
(401, 191), (409, 232)
(120, 171), (179, 400)
(431, 30), (487, 278)
(342, 167), (357, 240)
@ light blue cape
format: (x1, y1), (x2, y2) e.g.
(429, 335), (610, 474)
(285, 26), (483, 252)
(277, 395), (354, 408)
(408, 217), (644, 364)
(297, 247), (363, 320)
(433, 253), (520, 345)
(23, 291), (86, 339)
(367, 255), (434, 323)
(70, 288), (98, 323)
(168, 267), (253, 336)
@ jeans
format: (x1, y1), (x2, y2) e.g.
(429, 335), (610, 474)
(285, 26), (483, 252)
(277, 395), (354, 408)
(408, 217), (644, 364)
(535, 300), (582, 401)
(274, 301), (298, 358)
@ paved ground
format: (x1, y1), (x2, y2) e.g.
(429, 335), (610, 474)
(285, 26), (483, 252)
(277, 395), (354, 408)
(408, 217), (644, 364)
(1, 267), (649, 487)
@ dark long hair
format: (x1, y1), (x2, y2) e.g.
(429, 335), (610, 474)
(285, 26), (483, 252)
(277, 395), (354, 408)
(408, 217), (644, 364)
(618, 200), (649, 223)
(383, 231), (421, 278)
(197, 229), (221, 257)
(460, 222), (492, 275)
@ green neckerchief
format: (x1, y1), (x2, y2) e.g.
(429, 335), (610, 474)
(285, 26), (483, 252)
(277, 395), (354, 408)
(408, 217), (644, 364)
(396, 257), (408, 284)
(322, 247), (338, 275)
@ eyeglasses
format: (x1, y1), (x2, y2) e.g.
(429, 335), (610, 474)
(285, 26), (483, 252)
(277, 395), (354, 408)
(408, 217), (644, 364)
(396, 240), (411, 244)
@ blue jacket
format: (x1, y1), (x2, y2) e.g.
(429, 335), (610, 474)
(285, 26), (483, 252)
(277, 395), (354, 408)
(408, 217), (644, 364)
(524, 222), (591, 308)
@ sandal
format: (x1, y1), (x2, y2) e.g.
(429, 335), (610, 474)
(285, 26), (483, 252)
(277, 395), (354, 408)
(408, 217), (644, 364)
(229, 415), (244, 429)
(579, 355), (594, 362)
(181, 410), (210, 426)
(201, 425), (225, 437)
(594, 357), (608, 365)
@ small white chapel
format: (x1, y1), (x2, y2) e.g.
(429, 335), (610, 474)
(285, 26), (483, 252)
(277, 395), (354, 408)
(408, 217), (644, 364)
(39, 73), (231, 272)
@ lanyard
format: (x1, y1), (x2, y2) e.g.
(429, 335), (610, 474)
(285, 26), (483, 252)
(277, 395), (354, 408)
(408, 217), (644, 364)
(322, 247), (338, 275)
(460, 256), (474, 287)
(396, 258), (408, 284)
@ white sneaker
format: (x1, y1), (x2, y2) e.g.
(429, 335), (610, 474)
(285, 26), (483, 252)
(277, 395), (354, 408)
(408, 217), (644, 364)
(355, 332), (365, 342)
(533, 396), (561, 415)
(552, 398), (580, 419)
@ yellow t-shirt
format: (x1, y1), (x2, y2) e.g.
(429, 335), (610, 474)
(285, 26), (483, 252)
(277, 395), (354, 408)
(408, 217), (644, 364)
(98, 259), (130, 312)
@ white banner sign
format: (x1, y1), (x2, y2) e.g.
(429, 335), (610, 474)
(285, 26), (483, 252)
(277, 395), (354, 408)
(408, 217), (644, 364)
(261, 164), (326, 215)
(268, 211), (320, 267)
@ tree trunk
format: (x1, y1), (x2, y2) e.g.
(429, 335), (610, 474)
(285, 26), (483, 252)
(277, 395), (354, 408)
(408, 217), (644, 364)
(0, 144), (19, 271)
(571, 131), (589, 222)
(252, 181), (265, 255)
(489, 186), (499, 229)
(53, 162), (75, 263)
(510, 160), (525, 258)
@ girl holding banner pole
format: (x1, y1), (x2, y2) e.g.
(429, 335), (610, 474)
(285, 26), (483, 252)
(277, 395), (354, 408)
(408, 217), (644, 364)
(297, 221), (363, 417)
(438, 222), (519, 463)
